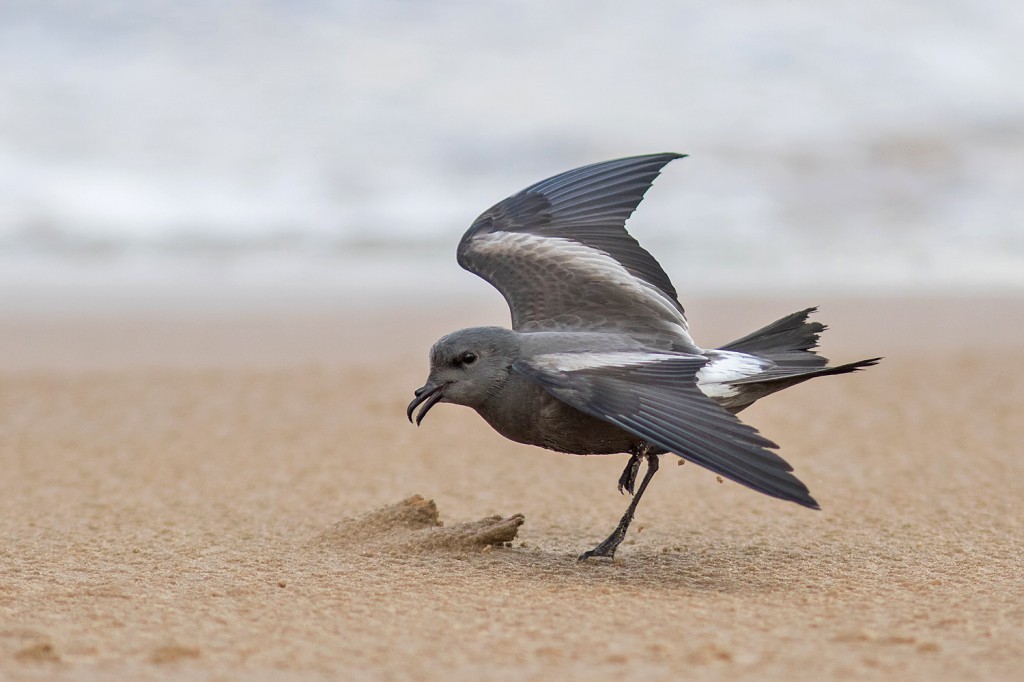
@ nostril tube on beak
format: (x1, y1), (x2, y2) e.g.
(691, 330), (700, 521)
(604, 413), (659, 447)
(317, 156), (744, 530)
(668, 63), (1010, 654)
(407, 382), (443, 425)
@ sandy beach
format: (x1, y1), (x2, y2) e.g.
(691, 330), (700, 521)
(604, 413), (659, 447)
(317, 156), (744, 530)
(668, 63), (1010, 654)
(1, 295), (1022, 680)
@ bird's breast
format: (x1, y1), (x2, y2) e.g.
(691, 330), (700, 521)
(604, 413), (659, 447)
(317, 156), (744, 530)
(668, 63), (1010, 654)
(475, 372), (640, 455)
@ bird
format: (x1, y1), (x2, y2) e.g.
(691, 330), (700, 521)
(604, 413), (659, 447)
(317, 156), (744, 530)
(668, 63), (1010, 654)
(406, 153), (879, 561)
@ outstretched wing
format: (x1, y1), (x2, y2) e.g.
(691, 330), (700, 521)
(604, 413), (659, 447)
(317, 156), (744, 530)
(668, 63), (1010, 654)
(515, 351), (819, 508)
(457, 154), (697, 351)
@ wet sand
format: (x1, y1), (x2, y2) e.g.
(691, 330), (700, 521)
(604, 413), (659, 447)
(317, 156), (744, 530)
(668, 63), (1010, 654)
(1, 296), (1022, 680)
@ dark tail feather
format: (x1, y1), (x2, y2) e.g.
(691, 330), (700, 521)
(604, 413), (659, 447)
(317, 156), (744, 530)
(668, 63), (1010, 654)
(728, 357), (881, 388)
(718, 308), (880, 408)
(719, 307), (828, 369)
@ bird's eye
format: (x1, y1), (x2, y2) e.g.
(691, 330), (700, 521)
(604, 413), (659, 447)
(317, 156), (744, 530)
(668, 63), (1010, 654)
(458, 352), (478, 366)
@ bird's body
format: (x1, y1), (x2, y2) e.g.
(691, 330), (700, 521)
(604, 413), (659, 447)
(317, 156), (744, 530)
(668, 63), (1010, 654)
(407, 153), (879, 560)
(479, 370), (640, 455)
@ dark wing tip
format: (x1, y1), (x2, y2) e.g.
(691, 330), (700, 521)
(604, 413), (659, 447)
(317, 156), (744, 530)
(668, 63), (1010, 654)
(787, 486), (820, 509)
(461, 152), (687, 242)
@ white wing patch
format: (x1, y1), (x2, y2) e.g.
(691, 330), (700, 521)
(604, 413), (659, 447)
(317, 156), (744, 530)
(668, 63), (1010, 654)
(530, 351), (682, 373)
(531, 349), (773, 402)
(696, 351), (771, 399)
(472, 231), (692, 339)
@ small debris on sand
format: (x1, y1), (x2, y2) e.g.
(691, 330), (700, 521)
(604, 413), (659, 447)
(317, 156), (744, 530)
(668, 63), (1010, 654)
(14, 642), (60, 664)
(311, 495), (524, 554)
(150, 645), (201, 664)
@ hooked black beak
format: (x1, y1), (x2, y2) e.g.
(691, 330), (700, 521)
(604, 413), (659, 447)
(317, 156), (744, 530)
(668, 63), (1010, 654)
(406, 381), (444, 426)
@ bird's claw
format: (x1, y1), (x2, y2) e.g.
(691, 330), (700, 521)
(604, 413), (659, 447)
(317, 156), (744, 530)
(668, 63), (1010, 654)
(577, 530), (625, 562)
(617, 453), (642, 496)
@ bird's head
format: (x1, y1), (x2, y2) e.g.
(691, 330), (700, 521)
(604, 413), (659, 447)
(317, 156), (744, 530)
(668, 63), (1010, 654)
(407, 326), (519, 425)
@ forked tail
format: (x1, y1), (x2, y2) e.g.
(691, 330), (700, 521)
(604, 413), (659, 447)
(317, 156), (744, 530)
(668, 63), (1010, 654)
(718, 307), (880, 407)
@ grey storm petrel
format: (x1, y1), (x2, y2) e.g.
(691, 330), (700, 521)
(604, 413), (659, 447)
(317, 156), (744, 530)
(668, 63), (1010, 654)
(406, 153), (879, 561)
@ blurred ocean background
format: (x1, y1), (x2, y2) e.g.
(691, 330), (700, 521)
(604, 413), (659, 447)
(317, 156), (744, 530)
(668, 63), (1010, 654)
(2, 0), (1022, 311)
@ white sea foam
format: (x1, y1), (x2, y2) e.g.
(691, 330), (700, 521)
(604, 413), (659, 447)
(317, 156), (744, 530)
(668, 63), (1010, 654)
(1, 0), (1022, 299)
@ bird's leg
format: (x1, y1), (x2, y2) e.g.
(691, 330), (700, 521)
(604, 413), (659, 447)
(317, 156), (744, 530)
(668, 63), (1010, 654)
(579, 451), (660, 561)
(617, 452), (642, 495)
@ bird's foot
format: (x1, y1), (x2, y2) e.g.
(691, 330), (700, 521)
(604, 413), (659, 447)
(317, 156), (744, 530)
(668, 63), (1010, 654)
(617, 453), (642, 496)
(577, 524), (628, 562)
(582, 451), (659, 562)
